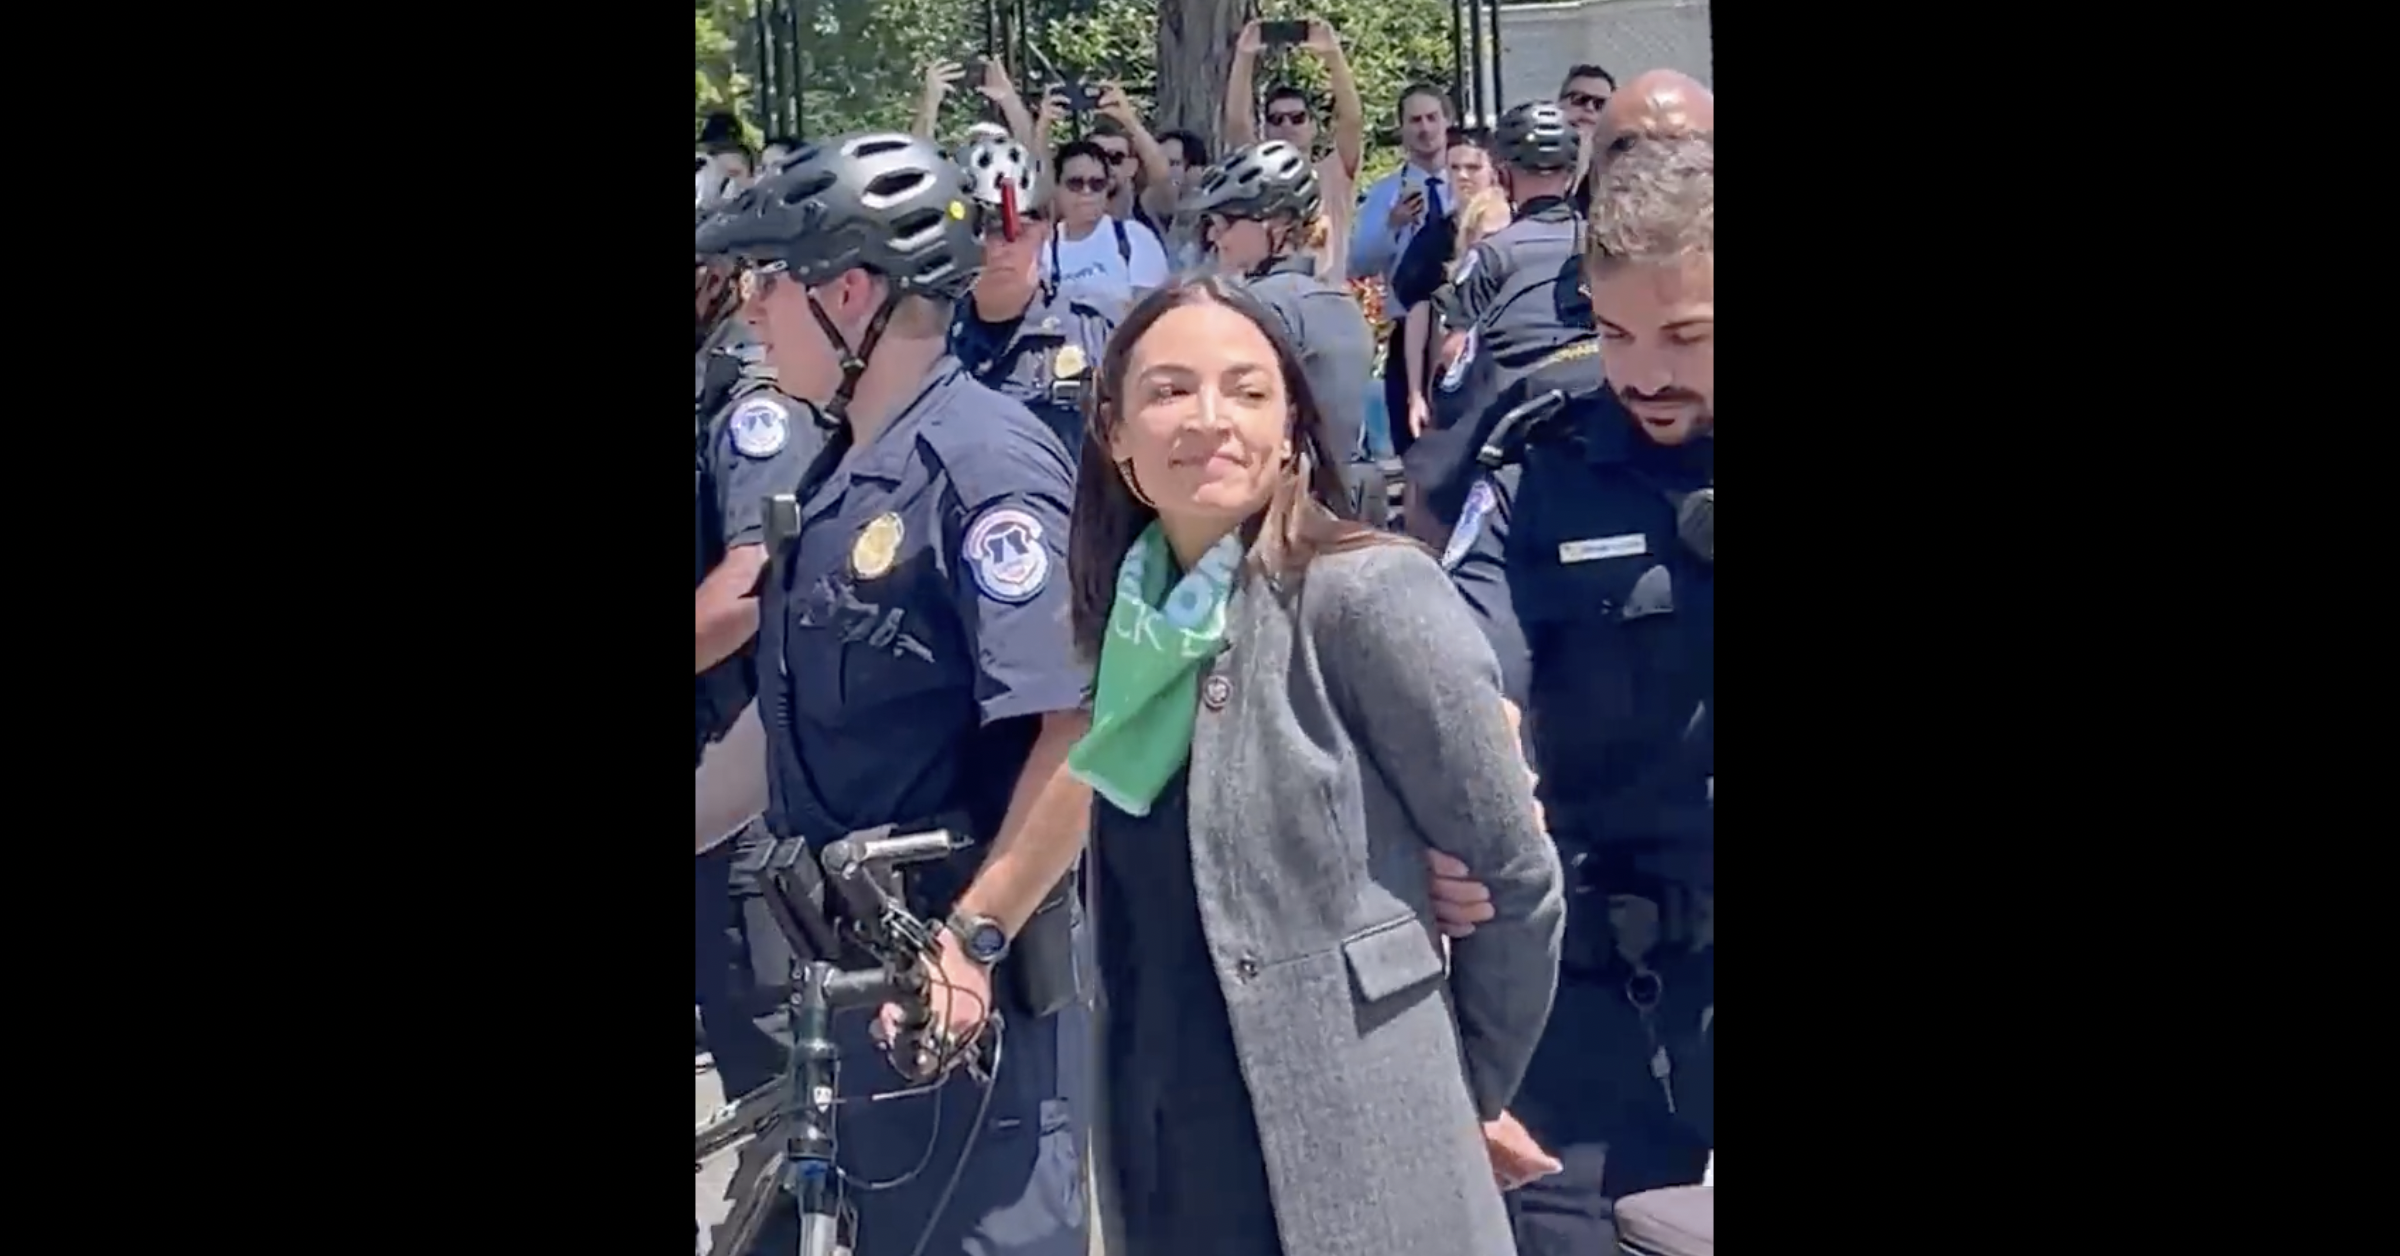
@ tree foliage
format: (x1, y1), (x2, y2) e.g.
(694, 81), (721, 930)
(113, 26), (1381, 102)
(695, 0), (1454, 179)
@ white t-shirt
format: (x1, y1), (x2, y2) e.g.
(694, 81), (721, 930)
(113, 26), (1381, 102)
(1041, 216), (1170, 310)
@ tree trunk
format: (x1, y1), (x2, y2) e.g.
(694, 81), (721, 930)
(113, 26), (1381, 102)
(1155, 0), (1258, 156)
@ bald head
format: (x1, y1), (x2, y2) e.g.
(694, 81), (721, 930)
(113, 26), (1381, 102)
(1595, 70), (1714, 153)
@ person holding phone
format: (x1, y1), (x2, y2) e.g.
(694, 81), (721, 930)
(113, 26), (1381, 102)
(1222, 16), (1365, 282)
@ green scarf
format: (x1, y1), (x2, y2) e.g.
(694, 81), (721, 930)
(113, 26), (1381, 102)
(1067, 523), (1244, 815)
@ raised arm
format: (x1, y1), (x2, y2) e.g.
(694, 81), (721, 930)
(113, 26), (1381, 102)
(1222, 19), (1265, 148)
(1320, 544), (1564, 1120)
(1097, 83), (1177, 224)
(975, 61), (1043, 159)
(1305, 19), (1366, 180)
(911, 59), (963, 140)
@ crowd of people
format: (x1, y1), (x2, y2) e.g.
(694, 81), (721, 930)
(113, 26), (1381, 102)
(693, 21), (1714, 1256)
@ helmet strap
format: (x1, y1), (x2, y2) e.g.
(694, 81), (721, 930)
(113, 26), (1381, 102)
(804, 285), (906, 430)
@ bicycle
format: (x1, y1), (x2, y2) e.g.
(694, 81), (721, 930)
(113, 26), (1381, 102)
(694, 825), (1003, 1256)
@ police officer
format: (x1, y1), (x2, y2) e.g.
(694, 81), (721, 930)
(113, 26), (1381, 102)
(1442, 131), (1715, 1256)
(695, 254), (821, 1113)
(1430, 101), (1594, 409)
(1184, 140), (1374, 486)
(694, 133), (1092, 1256)
(1398, 337), (1605, 548)
(949, 132), (1120, 454)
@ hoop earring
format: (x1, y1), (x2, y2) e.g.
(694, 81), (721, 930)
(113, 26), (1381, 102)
(1115, 459), (1156, 508)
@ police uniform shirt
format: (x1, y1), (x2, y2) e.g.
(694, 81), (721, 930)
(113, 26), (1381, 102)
(1433, 196), (1594, 401)
(707, 389), (822, 551)
(757, 359), (1085, 848)
(1243, 256), (1372, 463)
(1404, 338), (1603, 537)
(952, 283), (1122, 454)
(1443, 390), (1713, 849)
(697, 389), (821, 753)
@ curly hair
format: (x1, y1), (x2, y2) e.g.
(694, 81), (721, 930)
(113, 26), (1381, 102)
(1585, 133), (1713, 271)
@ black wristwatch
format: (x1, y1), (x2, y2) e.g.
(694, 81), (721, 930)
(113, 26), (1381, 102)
(947, 911), (1010, 966)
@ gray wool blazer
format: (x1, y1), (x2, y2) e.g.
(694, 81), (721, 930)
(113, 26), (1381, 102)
(1088, 540), (1565, 1256)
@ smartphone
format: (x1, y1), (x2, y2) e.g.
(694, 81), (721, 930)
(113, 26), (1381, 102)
(961, 57), (989, 88)
(1259, 19), (1309, 44)
(1060, 80), (1101, 114)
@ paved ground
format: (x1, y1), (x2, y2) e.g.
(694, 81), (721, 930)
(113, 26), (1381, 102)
(694, 1058), (739, 1248)
(695, 1056), (1109, 1256)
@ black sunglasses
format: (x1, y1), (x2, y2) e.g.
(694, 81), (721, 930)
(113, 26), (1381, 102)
(1096, 149), (1131, 166)
(1265, 109), (1310, 126)
(1061, 175), (1110, 194)
(1563, 91), (1611, 111)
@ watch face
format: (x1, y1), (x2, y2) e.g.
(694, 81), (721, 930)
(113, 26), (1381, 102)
(967, 922), (1008, 962)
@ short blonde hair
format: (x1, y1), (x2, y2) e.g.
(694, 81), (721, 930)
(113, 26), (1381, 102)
(1585, 133), (1713, 271)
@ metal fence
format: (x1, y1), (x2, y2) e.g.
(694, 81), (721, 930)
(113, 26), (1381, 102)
(1496, 0), (1713, 107)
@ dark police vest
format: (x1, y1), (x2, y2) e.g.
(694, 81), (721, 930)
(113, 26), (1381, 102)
(693, 370), (780, 762)
(1405, 338), (1603, 540)
(952, 283), (1121, 454)
(1245, 253), (1371, 464)
(1437, 196), (1593, 401)
(1510, 394), (1713, 858)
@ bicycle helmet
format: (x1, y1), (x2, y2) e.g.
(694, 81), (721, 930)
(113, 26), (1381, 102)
(956, 131), (1047, 213)
(1495, 101), (1581, 173)
(694, 132), (979, 423)
(1183, 140), (1321, 222)
(694, 131), (978, 299)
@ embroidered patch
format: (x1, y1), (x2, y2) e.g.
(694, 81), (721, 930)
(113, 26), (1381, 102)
(728, 398), (789, 458)
(963, 506), (1049, 603)
(1443, 478), (1497, 570)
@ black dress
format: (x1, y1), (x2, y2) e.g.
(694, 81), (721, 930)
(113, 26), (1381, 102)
(1096, 768), (1287, 1256)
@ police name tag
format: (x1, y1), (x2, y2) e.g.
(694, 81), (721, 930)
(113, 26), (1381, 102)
(1558, 533), (1646, 564)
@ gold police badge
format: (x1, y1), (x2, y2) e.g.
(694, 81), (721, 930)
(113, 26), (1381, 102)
(851, 513), (905, 579)
(1052, 344), (1088, 379)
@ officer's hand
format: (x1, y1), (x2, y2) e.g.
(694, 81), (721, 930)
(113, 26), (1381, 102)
(1388, 187), (1427, 232)
(879, 929), (992, 1073)
(1484, 1110), (1563, 1190)
(1427, 849), (1495, 938)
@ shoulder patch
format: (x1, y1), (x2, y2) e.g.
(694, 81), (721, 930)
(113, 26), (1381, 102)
(728, 398), (789, 459)
(1439, 327), (1478, 394)
(1442, 478), (1497, 571)
(963, 506), (1051, 603)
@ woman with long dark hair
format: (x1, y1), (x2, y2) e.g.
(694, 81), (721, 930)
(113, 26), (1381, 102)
(1067, 273), (1565, 1256)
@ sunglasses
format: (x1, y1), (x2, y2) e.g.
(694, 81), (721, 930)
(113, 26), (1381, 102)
(1096, 149), (1131, 166)
(1563, 91), (1611, 111)
(736, 261), (786, 303)
(1061, 175), (1110, 194)
(1265, 110), (1310, 126)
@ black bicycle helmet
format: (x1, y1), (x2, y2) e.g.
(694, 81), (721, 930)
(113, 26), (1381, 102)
(1183, 140), (1321, 222)
(1495, 101), (1581, 173)
(694, 131), (978, 299)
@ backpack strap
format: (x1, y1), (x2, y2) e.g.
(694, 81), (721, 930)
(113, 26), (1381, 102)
(1112, 217), (1132, 266)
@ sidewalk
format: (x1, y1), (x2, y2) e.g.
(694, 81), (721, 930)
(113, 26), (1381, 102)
(693, 1057), (1108, 1256)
